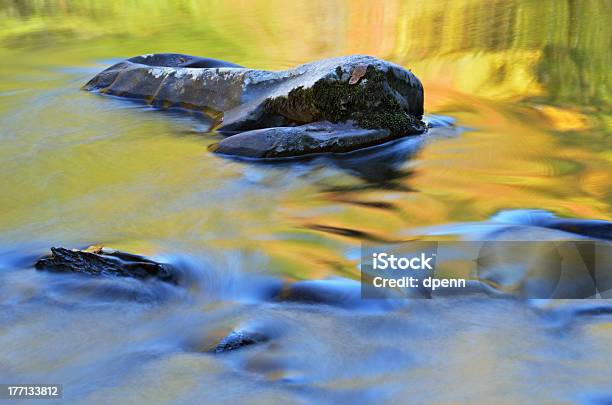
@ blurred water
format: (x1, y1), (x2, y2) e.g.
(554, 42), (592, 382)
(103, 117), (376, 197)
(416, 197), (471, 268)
(0, 0), (611, 403)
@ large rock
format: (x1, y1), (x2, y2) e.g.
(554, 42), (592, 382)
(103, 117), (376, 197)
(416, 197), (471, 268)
(84, 54), (426, 158)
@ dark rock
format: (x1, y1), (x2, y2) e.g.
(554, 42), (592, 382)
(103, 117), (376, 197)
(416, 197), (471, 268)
(84, 53), (426, 158)
(275, 278), (400, 310)
(212, 121), (419, 158)
(489, 210), (612, 241)
(209, 331), (269, 353)
(35, 246), (177, 284)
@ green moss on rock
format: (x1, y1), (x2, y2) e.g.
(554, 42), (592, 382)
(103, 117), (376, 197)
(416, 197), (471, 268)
(264, 65), (425, 136)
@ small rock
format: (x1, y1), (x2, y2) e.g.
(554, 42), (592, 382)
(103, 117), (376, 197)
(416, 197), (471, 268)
(209, 331), (269, 353)
(35, 246), (177, 284)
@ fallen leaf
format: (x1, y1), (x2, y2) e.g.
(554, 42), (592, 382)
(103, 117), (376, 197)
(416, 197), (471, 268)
(84, 245), (104, 254)
(349, 65), (368, 85)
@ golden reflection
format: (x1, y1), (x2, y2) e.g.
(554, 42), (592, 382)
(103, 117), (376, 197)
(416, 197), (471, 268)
(534, 105), (591, 132)
(0, 0), (609, 279)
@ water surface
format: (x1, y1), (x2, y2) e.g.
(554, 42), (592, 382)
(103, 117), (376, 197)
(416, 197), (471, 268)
(0, 1), (610, 403)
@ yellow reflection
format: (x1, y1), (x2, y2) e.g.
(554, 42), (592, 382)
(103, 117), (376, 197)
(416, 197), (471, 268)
(534, 105), (591, 132)
(0, 0), (610, 281)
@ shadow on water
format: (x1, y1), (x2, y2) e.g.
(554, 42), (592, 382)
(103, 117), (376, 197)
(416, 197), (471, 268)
(212, 115), (460, 186)
(214, 134), (423, 186)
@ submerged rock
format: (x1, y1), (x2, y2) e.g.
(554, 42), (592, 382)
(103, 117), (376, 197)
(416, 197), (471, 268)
(84, 53), (426, 158)
(418, 209), (612, 242)
(412, 210), (612, 299)
(488, 210), (612, 241)
(35, 246), (177, 284)
(209, 330), (269, 353)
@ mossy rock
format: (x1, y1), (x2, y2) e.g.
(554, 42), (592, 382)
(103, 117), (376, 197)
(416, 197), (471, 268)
(85, 54), (427, 158)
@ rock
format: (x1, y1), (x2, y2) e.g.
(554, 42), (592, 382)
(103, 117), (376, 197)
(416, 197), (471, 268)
(35, 246), (177, 284)
(209, 330), (269, 353)
(411, 210), (612, 299)
(212, 121), (419, 158)
(275, 278), (401, 310)
(489, 210), (612, 241)
(84, 53), (426, 158)
(416, 209), (612, 242)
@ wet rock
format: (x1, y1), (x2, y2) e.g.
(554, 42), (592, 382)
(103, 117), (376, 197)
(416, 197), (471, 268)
(278, 279), (362, 305)
(416, 209), (612, 242)
(84, 53), (426, 158)
(209, 330), (269, 353)
(276, 278), (402, 311)
(35, 246), (177, 284)
(212, 121), (414, 158)
(489, 210), (612, 241)
(411, 210), (612, 299)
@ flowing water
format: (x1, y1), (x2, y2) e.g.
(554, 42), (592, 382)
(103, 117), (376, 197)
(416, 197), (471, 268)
(0, 1), (611, 403)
